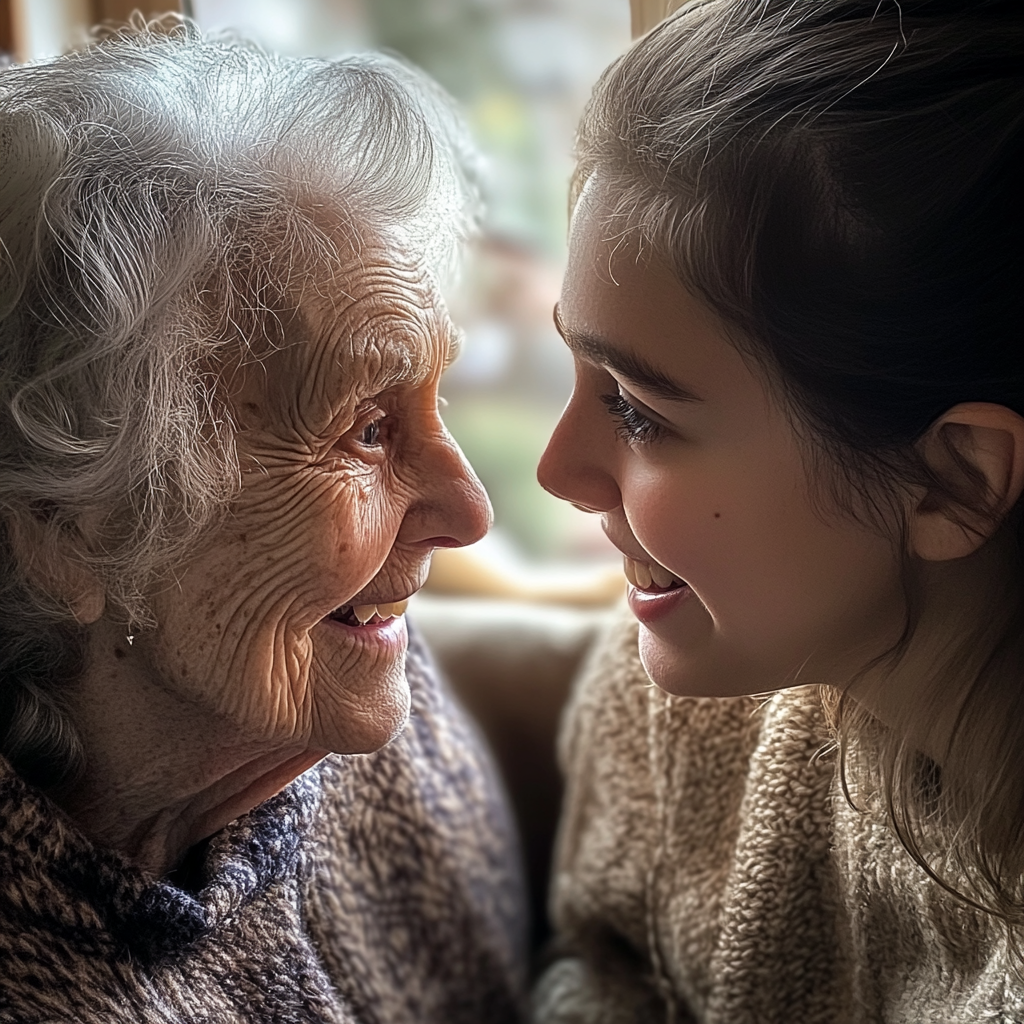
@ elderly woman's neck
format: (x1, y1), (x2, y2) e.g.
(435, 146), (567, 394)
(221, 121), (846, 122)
(54, 621), (325, 879)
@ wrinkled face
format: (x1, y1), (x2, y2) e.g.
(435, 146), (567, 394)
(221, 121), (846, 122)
(538, 190), (908, 696)
(134, 242), (490, 753)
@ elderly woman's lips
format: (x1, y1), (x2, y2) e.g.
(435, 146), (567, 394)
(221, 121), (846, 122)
(328, 598), (410, 628)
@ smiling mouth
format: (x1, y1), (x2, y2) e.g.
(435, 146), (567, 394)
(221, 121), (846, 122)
(328, 599), (410, 627)
(623, 556), (687, 593)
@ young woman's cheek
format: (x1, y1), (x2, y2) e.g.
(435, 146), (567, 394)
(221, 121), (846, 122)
(623, 461), (732, 589)
(623, 455), (788, 626)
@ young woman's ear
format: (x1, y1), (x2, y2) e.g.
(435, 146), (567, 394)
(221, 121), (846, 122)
(5, 513), (106, 624)
(910, 402), (1024, 562)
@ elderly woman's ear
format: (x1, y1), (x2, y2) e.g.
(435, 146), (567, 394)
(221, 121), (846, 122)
(5, 512), (105, 624)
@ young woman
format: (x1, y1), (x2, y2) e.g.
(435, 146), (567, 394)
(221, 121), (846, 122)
(533, 1), (1024, 1021)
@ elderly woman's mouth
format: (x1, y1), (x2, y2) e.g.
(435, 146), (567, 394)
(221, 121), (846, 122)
(328, 599), (410, 628)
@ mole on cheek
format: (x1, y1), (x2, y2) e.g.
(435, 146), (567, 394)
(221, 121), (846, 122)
(714, 512), (721, 519)
(113, 647), (125, 660)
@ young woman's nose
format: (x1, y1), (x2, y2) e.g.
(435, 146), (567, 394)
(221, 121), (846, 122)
(398, 426), (492, 549)
(538, 387), (622, 514)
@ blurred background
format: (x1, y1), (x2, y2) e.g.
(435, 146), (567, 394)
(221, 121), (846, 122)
(3, 0), (636, 585)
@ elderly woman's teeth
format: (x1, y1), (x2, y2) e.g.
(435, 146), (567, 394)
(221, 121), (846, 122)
(623, 556), (684, 592)
(348, 600), (410, 625)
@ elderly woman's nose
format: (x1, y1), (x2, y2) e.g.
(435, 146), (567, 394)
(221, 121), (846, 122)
(400, 431), (492, 549)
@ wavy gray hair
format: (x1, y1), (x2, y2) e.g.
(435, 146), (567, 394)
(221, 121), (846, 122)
(0, 18), (478, 788)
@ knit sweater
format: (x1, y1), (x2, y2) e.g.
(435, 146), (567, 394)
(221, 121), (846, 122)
(533, 609), (1024, 1024)
(0, 629), (526, 1024)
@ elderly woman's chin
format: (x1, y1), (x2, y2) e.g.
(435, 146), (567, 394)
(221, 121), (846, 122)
(306, 621), (414, 754)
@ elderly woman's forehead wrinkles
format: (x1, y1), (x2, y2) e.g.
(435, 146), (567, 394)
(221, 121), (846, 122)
(350, 260), (435, 301)
(326, 275), (447, 385)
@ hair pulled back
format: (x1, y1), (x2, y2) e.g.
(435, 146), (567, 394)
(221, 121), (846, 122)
(575, 0), (1024, 946)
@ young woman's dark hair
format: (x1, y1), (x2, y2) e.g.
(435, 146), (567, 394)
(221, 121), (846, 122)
(573, 0), (1024, 944)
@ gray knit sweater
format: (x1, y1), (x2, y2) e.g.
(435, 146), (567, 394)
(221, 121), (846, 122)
(0, 630), (527, 1023)
(534, 609), (1024, 1024)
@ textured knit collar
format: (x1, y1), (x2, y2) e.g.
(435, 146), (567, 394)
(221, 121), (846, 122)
(0, 752), (324, 964)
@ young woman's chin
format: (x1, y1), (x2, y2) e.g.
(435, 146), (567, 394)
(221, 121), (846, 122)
(636, 623), (722, 697)
(632, 588), (727, 697)
(637, 623), (784, 699)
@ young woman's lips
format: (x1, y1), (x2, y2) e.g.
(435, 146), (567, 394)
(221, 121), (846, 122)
(627, 583), (692, 624)
(622, 555), (691, 624)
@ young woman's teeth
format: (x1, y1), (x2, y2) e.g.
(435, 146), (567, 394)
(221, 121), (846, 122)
(623, 557), (684, 592)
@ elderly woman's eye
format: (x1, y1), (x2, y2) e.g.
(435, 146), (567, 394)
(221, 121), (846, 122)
(359, 419), (383, 446)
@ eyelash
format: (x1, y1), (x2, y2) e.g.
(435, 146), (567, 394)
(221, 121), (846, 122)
(340, 405), (387, 455)
(600, 392), (666, 444)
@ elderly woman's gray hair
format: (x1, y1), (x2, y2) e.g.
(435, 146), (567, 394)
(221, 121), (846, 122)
(0, 19), (478, 789)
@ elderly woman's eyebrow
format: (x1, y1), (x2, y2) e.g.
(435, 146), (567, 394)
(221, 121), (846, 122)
(552, 303), (703, 404)
(353, 320), (462, 384)
(315, 313), (438, 390)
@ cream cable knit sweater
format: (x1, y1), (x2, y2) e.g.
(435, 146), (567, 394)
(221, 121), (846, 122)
(534, 610), (1023, 1024)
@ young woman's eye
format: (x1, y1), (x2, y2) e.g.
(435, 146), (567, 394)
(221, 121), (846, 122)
(600, 392), (666, 444)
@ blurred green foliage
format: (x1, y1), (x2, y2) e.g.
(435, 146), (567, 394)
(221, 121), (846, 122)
(366, 0), (568, 257)
(365, 0), (498, 99)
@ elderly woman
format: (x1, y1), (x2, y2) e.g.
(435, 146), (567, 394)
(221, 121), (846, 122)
(0, 20), (525, 1024)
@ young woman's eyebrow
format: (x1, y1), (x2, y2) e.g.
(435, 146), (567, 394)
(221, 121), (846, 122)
(553, 303), (703, 403)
